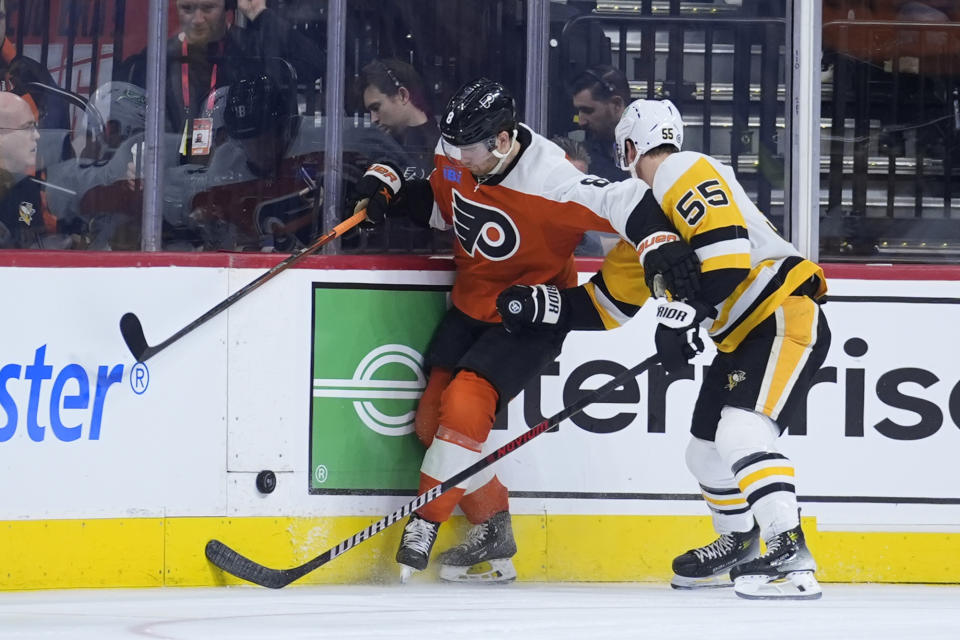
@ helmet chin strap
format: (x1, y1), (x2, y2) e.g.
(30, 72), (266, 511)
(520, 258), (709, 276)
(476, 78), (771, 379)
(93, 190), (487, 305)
(627, 153), (642, 181)
(487, 128), (518, 176)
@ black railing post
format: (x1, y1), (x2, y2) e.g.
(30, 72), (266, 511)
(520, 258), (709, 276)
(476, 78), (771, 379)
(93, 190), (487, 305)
(702, 26), (713, 155)
(111, 0), (127, 81)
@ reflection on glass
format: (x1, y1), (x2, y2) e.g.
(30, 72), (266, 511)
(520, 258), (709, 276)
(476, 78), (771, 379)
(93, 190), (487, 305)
(339, 1), (529, 255)
(153, 0), (327, 251)
(2, 0), (142, 249)
(821, 1), (960, 262)
(547, 1), (789, 255)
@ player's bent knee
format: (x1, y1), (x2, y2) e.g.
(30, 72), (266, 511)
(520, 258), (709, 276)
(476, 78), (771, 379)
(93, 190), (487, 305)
(714, 406), (781, 468)
(684, 436), (718, 477)
(437, 370), (499, 445)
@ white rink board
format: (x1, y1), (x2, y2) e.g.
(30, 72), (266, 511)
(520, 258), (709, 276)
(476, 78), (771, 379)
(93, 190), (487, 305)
(0, 265), (958, 532)
(0, 267), (228, 520)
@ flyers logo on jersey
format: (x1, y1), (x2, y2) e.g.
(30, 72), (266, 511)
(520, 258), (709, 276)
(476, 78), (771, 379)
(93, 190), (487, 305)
(452, 190), (519, 260)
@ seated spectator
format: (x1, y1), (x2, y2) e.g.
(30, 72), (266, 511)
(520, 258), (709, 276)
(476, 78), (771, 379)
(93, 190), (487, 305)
(354, 58), (448, 253)
(359, 59), (439, 177)
(174, 70), (313, 250)
(163, 65), (417, 252)
(45, 81), (150, 250)
(0, 0), (72, 167)
(119, 0), (242, 163)
(0, 92), (81, 248)
(569, 64), (631, 182)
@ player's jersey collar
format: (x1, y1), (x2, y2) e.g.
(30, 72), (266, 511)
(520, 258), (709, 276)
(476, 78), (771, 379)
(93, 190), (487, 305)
(471, 123), (533, 188)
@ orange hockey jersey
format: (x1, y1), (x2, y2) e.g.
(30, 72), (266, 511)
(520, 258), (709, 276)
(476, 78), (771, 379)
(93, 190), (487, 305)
(427, 124), (647, 322)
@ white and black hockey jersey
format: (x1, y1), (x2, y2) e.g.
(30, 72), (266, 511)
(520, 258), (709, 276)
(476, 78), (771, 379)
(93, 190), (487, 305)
(589, 151), (827, 352)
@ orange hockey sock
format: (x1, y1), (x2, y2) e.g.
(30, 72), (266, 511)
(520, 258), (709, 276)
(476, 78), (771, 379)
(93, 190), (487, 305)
(415, 367), (453, 447)
(461, 475), (510, 524)
(415, 472), (465, 523)
(415, 370), (499, 523)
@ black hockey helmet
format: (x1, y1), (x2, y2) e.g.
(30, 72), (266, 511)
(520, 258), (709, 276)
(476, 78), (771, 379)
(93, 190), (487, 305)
(224, 72), (295, 140)
(439, 78), (516, 146)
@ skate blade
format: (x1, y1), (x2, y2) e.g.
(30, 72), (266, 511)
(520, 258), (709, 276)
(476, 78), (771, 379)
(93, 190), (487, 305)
(399, 564), (417, 584)
(439, 558), (517, 584)
(670, 573), (734, 590)
(733, 571), (822, 600)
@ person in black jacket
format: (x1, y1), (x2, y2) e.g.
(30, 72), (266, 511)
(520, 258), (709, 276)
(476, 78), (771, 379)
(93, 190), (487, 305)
(355, 59), (446, 252)
(569, 64), (631, 183)
(234, 0), (324, 89)
(0, 92), (81, 248)
(359, 59), (439, 178)
(119, 0), (242, 162)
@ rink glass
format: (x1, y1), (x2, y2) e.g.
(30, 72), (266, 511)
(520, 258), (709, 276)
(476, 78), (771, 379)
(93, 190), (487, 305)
(3, 1), (956, 263)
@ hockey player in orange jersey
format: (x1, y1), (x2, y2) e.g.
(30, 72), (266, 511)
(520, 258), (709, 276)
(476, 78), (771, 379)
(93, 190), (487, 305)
(352, 78), (696, 583)
(497, 99), (830, 600)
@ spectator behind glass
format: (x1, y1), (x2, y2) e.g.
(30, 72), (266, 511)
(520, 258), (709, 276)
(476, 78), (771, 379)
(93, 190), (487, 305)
(119, 0), (240, 163)
(45, 82), (149, 251)
(551, 135), (591, 173)
(0, 0), (72, 171)
(0, 92), (81, 249)
(359, 59), (439, 177)
(234, 0), (324, 89)
(178, 71), (316, 251)
(569, 65), (631, 182)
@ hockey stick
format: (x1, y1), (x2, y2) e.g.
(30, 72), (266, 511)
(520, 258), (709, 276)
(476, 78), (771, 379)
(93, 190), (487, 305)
(205, 352), (659, 588)
(119, 209), (367, 362)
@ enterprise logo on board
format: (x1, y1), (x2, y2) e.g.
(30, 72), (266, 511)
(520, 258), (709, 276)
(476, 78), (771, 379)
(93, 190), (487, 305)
(311, 344), (425, 436)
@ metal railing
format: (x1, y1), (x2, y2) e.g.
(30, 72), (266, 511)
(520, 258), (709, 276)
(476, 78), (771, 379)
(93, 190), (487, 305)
(822, 20), (960, 225)
(559, 11), (787, 218)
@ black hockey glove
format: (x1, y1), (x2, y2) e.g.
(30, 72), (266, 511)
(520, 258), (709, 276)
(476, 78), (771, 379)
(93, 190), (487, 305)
(496, 284), (567, 334)
(352, 161), (403, 224)
(56, 216), (87, 236)
(653, 298), (714, 373)
(639, 233), (701, 301)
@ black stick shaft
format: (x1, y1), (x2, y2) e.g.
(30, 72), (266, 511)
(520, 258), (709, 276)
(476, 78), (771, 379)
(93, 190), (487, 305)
(205, 353), (659, 588)
(129, 210), (366, 361)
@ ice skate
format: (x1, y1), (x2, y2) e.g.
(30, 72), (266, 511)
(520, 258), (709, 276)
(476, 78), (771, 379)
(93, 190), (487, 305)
(671, 524), (760, 589)
(730, 524), (822, 600)
(396, 514), (439, 583)
(437, 511), (518, 583)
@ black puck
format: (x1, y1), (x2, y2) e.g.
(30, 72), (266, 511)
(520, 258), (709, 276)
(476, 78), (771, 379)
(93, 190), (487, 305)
(255, 470), (277, 494)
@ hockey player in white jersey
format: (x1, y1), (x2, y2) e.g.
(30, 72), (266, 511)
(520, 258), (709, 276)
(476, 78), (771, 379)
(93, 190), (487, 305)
(497, 99), (829, 600)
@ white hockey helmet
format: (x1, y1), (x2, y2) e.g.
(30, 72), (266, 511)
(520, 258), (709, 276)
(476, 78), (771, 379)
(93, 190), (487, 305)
(614, 99), (684, 172)
(84, 81), (147, 149)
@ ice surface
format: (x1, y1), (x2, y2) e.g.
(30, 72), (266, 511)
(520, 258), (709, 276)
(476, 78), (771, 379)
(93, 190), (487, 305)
(0, 582), (958, 639)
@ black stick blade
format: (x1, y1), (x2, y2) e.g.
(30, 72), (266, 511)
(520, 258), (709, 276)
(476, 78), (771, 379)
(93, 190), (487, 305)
(205, 539), (298, 589)
(119, 313), (150, 362)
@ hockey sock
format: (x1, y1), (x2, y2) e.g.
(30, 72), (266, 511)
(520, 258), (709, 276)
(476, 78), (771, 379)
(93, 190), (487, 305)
(415, 367), (453, 447)
(417, 426), (483, 522)
(715, 406), (800, 539)
(415, 472), (465, 523)
(684, 436), (753, 533)
(460, 475), (510, 524)
(417, 371), (499, 523)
